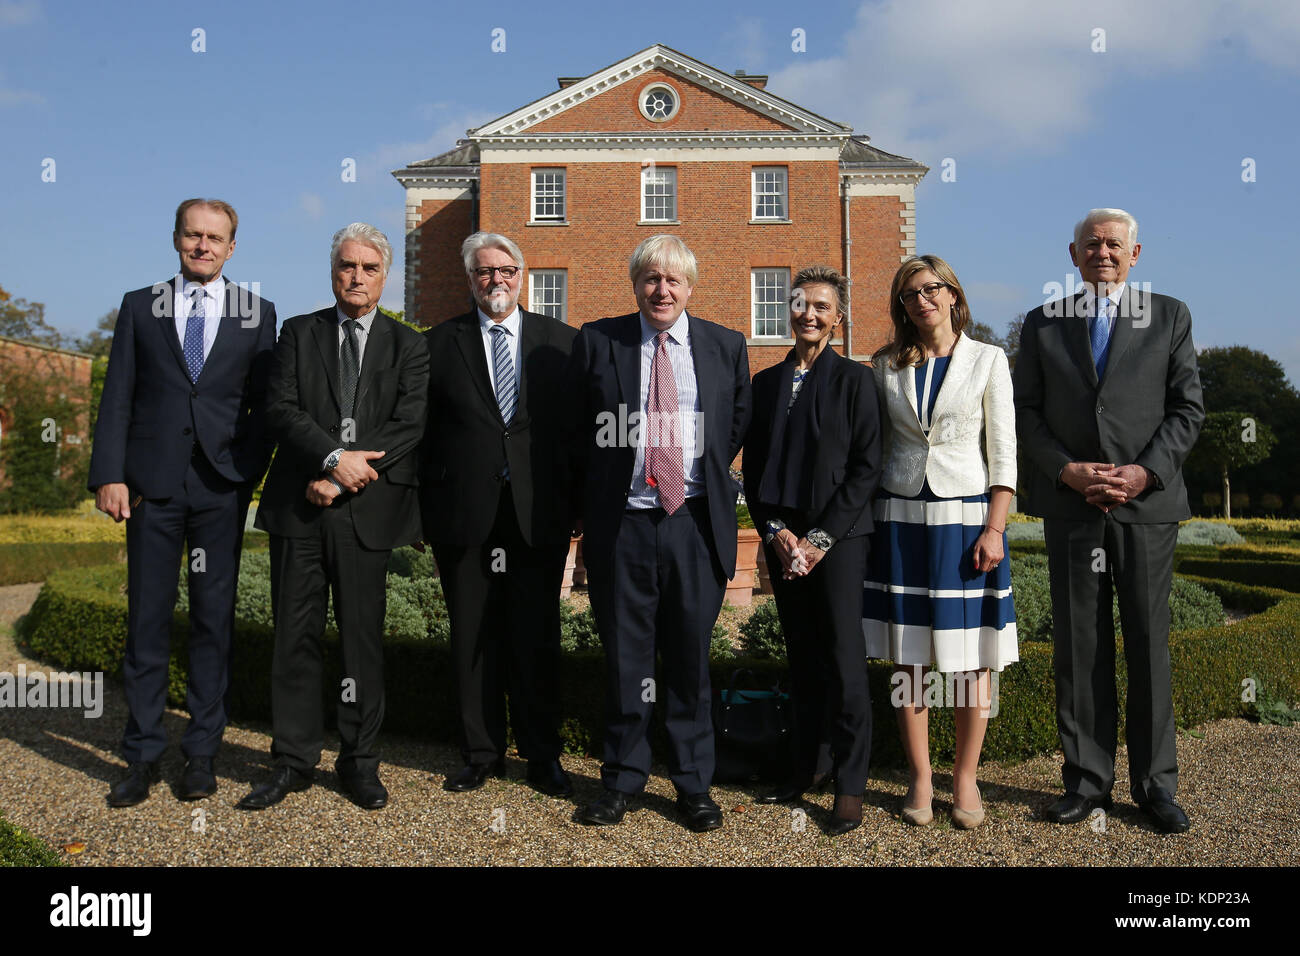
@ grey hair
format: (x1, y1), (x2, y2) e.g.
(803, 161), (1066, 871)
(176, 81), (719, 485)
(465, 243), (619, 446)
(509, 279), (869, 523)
(628, 234), (698, 285)
(330, 222), (392, 274)
(1074, 208), (1138, 248)
(461, 232), (526, 274)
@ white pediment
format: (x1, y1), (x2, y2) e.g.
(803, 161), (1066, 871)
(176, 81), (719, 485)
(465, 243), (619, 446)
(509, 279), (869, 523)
(470, 44), (851, 139)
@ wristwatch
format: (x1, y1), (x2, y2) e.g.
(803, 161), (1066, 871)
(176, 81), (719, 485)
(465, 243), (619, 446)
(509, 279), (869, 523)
(805, 528), (835, 552)
(322, 448), (344, 473)
(763, 519), (787, 544)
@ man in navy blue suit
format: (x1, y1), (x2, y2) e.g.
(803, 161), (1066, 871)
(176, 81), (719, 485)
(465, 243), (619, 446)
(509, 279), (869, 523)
(567, 234), (751, 832)
(89, 198), (276, 807)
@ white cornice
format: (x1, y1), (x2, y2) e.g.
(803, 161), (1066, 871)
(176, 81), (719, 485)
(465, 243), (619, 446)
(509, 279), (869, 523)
(471, 44), (852, 138)
(476, 132), (847, 149)
(841, 170), (927, 187)
(392, 168), (479, 187)
(480, 145), (843, 164)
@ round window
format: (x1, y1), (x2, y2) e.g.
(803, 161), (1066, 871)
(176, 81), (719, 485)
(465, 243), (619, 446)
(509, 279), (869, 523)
(639, 84), (680, 123)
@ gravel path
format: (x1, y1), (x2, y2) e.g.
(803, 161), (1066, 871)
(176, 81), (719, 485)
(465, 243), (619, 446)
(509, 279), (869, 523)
(2, 584), (1296, 866)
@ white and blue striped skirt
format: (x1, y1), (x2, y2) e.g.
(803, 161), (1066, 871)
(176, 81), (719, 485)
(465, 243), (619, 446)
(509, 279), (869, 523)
(862, 488), (1018, 672)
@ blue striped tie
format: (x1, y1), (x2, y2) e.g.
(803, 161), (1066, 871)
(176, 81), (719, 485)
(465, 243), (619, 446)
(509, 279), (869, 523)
(1090, 295), (1111, 379)
(490, 324), (516, 423)
(182, 288), (206, 382)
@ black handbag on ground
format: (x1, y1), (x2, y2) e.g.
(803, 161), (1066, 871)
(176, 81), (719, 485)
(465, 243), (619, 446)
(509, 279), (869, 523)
(712, 668), (794, 783)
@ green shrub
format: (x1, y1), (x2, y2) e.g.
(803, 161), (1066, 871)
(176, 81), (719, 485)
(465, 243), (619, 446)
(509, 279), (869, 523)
(1011, 555), (1224, 642)
(1178, 520), (1245, 546)
(0, 811), (64, 867)
(0, 541), (125, 585)
(738, 598), (785, 660)
(1005, 521), (1044, 541)
(559, 601), (600, 653)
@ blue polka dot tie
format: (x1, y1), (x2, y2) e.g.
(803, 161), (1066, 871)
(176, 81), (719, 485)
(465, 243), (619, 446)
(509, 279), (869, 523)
(182, 288), (206, 382)
(1090, 295), (1111, 380)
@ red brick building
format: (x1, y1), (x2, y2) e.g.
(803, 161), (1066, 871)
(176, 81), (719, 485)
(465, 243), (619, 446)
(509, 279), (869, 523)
(393, 44), (927, 371)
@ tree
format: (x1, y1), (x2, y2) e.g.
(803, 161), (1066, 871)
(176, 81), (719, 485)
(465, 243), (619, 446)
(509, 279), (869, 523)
(1188, 346), (1300, 514)
(966, 321), (1004, 350)
(75, 308), (119, 359)
(0, 284), (64, 348)
(1002, 314), (1024, 371)
(1187, 411), (1277, 518)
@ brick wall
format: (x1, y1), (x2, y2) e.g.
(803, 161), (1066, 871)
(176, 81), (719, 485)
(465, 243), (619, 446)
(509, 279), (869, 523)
(408, 197), (475, 328)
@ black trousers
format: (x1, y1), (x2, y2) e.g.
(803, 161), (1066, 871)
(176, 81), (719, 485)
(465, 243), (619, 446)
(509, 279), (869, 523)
(587, 497), (723, 795)
(1044, 516), (1179, 803)
(268, 505), (390, 776)
(766, 531), (873, 795)
(123, 451), (248, 762)
(433, 487), (566, 765)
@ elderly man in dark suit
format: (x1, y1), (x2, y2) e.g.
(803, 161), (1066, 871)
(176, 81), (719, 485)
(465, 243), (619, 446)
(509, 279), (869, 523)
(238, 223), (429, 812)
(1014, 208), (1204, 833)
(420, 232), (577, 798)
(567, 234), (751, 832)
(89, 198), (275, 807)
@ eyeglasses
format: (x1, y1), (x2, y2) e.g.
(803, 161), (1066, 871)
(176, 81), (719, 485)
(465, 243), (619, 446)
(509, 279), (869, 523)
(899, 282), (948, 306)
(472, 265), (520, 280)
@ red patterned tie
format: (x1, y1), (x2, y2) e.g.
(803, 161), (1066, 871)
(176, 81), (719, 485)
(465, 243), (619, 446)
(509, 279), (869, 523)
(646, 331), (685, 515)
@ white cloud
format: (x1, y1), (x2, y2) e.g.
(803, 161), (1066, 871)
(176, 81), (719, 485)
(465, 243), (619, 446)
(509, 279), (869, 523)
(299, 192), (324, 220)
(363, 112), (496, 180)
(0, 70), (42, 106)
(0, 0), (39, 27)
(768, 0), (1300, 161)
(723, 17), (767, 74)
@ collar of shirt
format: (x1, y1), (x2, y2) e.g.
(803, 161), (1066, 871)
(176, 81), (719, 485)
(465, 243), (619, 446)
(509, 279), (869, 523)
(1080, 281), (1126, 317)
(477, 306), (521, 339)
(638, 311), (690, 347)
(177, 273), (225, 313)
(336, 305), (378, 334)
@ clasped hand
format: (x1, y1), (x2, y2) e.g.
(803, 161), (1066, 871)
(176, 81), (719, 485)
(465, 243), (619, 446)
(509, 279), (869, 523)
(772, 529), (824, 579)
(331, 449), (385, 493)
(1061, 461), (1149, 513)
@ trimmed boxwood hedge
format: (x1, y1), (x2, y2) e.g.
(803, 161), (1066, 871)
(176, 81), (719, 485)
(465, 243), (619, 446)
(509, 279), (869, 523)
(15, 559), (1300, 766)
(0, 810), (64, 867)
(0, 542), (126, 586)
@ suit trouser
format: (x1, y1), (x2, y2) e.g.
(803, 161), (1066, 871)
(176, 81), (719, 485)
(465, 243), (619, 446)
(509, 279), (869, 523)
(268, 506), (389, 776)
(123, 451), (247, 762)
(587, 496), (724, 795)
(767, 532), (873, 795)
(433, 486), (566, 765)
(1044, 516), (1179, 803)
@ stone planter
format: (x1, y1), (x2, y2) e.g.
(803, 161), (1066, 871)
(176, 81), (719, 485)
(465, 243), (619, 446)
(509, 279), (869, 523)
(561, 535), (580, 599)
(753, 540), (774, 594)
(572, 536), (586, 587)
(726, 528), (762, 606)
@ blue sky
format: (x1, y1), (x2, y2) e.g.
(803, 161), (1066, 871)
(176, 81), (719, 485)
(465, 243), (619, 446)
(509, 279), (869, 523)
(2, 0), (1297, 379)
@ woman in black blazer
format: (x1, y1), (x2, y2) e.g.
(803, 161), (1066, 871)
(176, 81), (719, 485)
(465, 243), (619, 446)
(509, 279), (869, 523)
(741, 266), (883, 835)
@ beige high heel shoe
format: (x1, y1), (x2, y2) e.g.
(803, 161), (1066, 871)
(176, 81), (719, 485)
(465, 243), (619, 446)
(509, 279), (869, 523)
(901, 801), (934, 826)
(951, 790), (985, 829)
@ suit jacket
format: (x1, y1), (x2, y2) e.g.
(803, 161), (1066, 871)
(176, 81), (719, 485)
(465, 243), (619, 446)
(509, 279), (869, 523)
(873, 334), (1017, 498)
(88, 277), (276, 496)
(419, 308), (577, 549)
(742, 348), (882, 540)
(566, 311), (752, 579)
(255, 307), (430, 550)
(1014, 287), (1204, 523)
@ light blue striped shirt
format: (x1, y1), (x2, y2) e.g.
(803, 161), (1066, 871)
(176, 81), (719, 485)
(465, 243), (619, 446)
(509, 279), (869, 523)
(627, 312), (704, 509)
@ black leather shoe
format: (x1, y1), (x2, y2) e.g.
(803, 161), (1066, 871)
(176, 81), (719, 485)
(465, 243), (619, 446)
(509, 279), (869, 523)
(676, 791), (723, 832)
(443, 758), (506, 793)
(1139, 787), (1190, 834)
(578, 790), (629, 826)
(1044, 791), (1113, 824)
(825, 794), (864, 836)
(107, 761), (158, 808)
(525, 759), (574, 798)
(236, 766), (313, 811)
(340, 770), (388, 810)
(756, 772), (832, 805)
(179, 756), (217, 800)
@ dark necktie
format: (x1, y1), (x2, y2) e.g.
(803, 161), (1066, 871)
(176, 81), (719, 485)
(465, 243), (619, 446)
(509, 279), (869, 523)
(490, 324), (517, 423)
(182, 288), (205, 382)
(340, 318), (360, 420)
(645, 331), (685, 515)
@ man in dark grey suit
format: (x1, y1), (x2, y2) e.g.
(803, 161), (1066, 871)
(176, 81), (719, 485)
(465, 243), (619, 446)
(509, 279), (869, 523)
(1014, 208), (1204, 833)
(566, 234), (751, 832)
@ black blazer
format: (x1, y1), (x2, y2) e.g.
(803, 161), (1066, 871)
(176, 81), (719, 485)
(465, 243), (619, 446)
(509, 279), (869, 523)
(742, 349), (882, 539)
(1014, 287), (1204, 523)
(566, 311), (752, 579)
(255, 308), (429, 550)
(88, 277), (276, 496)
(419, 308), (577, 550)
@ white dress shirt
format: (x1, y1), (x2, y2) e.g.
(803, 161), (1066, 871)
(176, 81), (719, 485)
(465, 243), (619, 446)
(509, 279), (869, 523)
(477, 306), (522, 392)
(174, 274), (225, 362)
